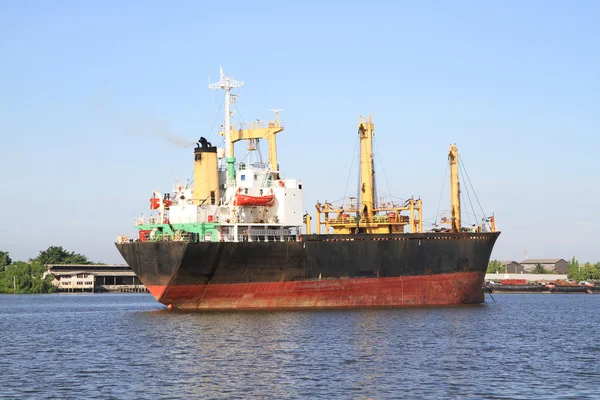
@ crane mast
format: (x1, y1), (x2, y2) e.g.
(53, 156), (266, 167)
(448, 144), (461, 232)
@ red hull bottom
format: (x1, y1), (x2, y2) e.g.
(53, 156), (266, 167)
(147, 272), (486, 310)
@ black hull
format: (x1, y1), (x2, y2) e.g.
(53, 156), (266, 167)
(116, 232), (499, 288)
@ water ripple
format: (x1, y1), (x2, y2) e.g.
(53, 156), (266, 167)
(1, 293), (599, 399)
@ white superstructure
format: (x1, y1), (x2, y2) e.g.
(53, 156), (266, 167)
(132, 67), (303, 243)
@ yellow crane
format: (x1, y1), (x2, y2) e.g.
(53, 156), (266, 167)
(312, 116), (423, 235)
(219, 110), (284, 179)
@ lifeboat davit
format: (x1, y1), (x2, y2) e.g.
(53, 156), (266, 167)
(234, 193), (275, 207)
(150, 198), (172, 210)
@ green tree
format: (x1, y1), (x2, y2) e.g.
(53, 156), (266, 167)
(532, 263), (548, 274)
(568, 256), (581, 280)
(32, 246), (93, 265)
(487, 259), (504, 273)
(0, 245), (97, 294)
(578, 262), (600, 281)
(0, 251), (11, 271)
(0, 261), (55, 294)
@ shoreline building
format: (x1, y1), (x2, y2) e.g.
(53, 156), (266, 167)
(519, 259), (569, 275)
(500, 261), (524, 274)
(46, 264), (147, 293)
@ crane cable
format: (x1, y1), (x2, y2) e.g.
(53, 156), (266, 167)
(206, 94), (225, 140)
(459, 159), (477, 227)
(459, 156), (488, 229)
(342, 137), (360, 209)
(434, 162), (449, 226)
(373, 136), (394, 203)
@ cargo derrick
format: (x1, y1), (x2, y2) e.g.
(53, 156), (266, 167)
(448, 144), (461, 232)
(314, 116), (423, 235)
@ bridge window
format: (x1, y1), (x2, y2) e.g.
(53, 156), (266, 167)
(241, 175), (246, 181)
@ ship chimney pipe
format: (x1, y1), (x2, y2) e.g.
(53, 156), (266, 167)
(193, 138), (220, 205)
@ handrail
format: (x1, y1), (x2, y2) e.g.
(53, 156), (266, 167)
(231, 120), (284, 131)
(326, 216), (410, 225)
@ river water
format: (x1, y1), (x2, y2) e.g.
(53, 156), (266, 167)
(1, 293), (599, 399)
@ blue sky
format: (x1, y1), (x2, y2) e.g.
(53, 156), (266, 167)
(1, 0), (599, 264)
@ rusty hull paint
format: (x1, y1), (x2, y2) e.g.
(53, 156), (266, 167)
(147, 271), (485, 309)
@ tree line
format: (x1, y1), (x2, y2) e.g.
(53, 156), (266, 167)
(0, 247), (97, 294)
(487, 257), (600, 282)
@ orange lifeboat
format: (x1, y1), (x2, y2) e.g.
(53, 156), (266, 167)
(150, 198), (160, 210)
(234, 193), (275, 207)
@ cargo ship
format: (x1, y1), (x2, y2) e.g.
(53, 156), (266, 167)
(115, 67), (500, 310)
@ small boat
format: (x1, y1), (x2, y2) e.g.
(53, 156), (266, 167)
(234, 193), (275, 206)
(551, 284), (587, 293)
(488, 284), (545, 293)
(586, 285), (600, 294)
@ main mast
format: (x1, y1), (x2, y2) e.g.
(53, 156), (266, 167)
(358, 115), (375, 218)
(209, 67), (243, 185)
(448, 144), (461, 232)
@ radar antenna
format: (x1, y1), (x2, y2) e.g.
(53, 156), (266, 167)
(270, 109), (283, 123)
